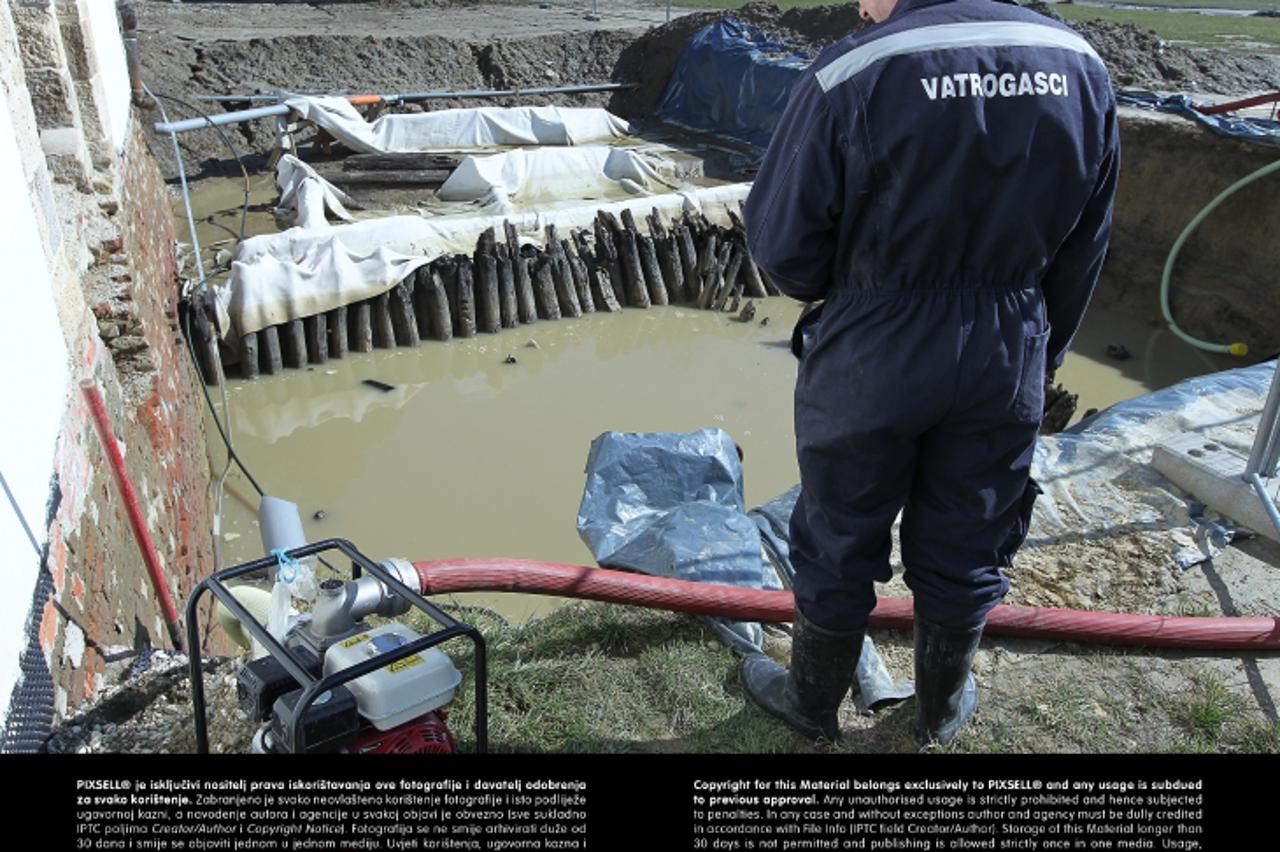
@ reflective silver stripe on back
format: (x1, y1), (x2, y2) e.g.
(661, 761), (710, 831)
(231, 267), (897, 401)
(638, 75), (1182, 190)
(815, 21), (1104, 92)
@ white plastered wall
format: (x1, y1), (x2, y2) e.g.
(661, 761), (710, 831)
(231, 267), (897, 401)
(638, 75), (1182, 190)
(0, 60), (72, 730)
(82, 0), (131, 152)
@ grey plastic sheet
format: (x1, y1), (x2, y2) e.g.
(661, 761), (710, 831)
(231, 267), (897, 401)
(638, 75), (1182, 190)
(575, 431), (915, 714)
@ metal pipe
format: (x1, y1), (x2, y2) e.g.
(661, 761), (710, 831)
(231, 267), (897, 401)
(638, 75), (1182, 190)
(192, 81), (635, 106)
(116, 2), (153, 109)
(1245, 364), (1280, 477)
(1249, 473), (1280, 541)
(154, 103), (291, 136)
(146, 85), (206, 284)
(80, 381), (185, 652)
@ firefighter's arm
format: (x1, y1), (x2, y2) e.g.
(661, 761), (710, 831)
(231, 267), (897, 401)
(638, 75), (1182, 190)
(1041, 102), (1121, 370)
(744, 75), (847, 302)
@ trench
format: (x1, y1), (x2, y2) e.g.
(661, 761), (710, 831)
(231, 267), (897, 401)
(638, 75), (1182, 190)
(188, 158), (1236, 623)
(165, 4), (1275, 630)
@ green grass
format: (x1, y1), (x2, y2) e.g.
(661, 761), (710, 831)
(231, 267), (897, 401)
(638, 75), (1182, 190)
(404, 600), (1279, 755)
(1056, 5), (1280, 51)
(669, 0), (843, 9)
(1094, 0), (1275, 10)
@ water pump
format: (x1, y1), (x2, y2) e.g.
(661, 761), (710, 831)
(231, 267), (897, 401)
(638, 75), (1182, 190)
(186, 539), (488, 754)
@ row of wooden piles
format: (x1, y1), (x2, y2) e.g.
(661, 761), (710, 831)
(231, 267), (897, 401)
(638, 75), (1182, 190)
(187, 204), (782, 383)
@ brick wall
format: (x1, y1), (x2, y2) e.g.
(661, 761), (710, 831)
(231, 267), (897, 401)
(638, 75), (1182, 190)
(2, 0), (215, 734)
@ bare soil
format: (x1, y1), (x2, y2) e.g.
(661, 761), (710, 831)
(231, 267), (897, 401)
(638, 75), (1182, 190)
(138, 0), (1280, 172)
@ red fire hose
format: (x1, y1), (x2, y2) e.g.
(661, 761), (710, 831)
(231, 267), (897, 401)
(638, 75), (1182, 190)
(81, 381), (185, 651)
(414, 558), (1280, 651)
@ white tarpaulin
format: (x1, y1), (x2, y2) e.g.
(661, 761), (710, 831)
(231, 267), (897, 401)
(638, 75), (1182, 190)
(223, 158), (752, 336)
(283, 97), (632, 153)
(437, 146), (674, 209)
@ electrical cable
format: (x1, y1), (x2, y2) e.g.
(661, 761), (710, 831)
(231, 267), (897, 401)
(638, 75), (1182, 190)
(180, 293), (265, 497)
(0, 468), (43, 559)
(1160, 158), (1280, 355)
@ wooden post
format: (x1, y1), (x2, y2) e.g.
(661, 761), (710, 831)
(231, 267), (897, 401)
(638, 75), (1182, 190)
(283, 319), (308, 367)
(188, 297), (221, 385)
(389, 281), (420, 346)
(650, 209), (685, 303)
(372, 292), (396, 348)
(617, 228), (650, 308)
(454, 256), (477, 338)
(350, 301), (374, 353)
(425, 266), (453, 342)
(759, 267), (783, 296)
(545, 225), (582, 317)
(412, 267), (434, 339)
(304, 313), (328, 363)
(594, 217), (627, 308)
(497, 253), (518, 329)
(712, 246), (745, 312)
(327, 306), (348, 359)
(740, 251), (768, 299)
(568, 254), (594, 314)
(532, 255), (561, 320)
(593, 267), (621, 313)
(238, 332), (260, 380)
(700, 240), (732, 310)
(259, 325), (283, 375)
(623, 210), (665, 306)
(675, 223), (698, 294)
(514, 252), (538, 325)
(474, 229), (502, 334)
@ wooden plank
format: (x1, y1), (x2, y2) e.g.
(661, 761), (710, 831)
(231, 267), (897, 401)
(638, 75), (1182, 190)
(344, 152), (461, 171)
(315, 167), (452, 187)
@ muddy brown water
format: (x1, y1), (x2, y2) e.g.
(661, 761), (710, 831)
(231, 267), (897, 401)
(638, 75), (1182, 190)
(184, 177), (1235, 625)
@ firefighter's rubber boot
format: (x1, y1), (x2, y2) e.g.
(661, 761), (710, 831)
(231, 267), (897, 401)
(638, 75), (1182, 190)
(739, 608), (862, 741)
(912, 615), (983, 747)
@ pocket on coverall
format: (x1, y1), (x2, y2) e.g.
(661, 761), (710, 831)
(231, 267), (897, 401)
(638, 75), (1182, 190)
(999, 478), (1043, 567)
(1013, 329), (1051, 422)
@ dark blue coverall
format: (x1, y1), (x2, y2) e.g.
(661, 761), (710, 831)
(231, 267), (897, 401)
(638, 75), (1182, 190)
(745, 0), (1120, 633)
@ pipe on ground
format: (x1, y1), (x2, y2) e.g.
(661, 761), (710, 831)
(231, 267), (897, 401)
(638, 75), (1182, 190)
(412, 558), (1280, 652)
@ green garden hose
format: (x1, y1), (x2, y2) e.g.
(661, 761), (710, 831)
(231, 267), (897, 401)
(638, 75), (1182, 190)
(1160, 158), (1280, 356)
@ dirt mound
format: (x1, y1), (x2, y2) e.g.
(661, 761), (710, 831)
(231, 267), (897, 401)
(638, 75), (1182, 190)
(1026, 2), (1280, 93)
(141, 1), (1280, 174)
(608, 2), (869, 119)
(142, 27), (635, 172)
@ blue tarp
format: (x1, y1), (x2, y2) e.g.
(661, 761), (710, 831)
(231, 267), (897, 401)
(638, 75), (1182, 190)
(1117, 90), (1280, 148)
(653, 19), (811, 150)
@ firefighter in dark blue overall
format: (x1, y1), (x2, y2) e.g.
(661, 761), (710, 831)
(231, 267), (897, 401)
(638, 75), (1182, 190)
(740, 0), (1119, 746)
